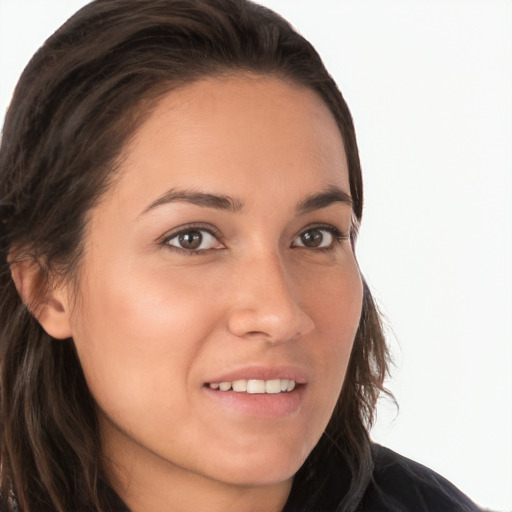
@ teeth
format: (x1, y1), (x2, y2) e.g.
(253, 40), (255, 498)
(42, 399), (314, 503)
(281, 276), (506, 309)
(247, 379), (266, 393)
(208, 379), (297, 394)
(265, 379), (281, 394)
(232, 379), (247, 392)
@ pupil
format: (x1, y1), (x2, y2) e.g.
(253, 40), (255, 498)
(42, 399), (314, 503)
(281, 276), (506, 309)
(301, 229), (323, 247)
(179, 231), (202, 249)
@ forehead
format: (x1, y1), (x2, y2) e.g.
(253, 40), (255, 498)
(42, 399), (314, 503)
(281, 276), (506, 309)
(109, 75), (349, 212)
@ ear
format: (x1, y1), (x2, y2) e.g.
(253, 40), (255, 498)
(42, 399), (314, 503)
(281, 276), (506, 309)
(10, 258), (73, 340)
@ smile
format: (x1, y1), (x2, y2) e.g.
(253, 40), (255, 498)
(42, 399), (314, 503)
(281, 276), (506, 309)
(208, 379), (296, 394)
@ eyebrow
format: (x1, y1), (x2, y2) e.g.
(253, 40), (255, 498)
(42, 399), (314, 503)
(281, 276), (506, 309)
(296, 185), (353, 214)
(141, 185), (352, 216)
(141, 188), (244, 215)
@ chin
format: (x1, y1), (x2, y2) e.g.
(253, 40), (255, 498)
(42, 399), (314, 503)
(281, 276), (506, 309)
(200, 435), (314, 487)
(211, 460), (301, 487)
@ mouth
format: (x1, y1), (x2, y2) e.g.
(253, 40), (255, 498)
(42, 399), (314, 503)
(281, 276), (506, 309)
(203, 376), (305, 417)
(207, 378), (297, 394)
(203, 366), (308, 417)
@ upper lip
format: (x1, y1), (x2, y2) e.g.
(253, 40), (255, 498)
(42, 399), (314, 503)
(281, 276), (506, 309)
(205, 364), (309, 385)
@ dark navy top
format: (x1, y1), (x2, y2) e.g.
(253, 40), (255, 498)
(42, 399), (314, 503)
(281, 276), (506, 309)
(284, 443), (482, 511)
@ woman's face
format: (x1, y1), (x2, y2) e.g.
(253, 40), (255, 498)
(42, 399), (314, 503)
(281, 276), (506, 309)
(65, 76), (362, 493)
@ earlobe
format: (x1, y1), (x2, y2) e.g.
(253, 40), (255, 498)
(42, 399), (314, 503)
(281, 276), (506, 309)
(10, 258), (73, 340)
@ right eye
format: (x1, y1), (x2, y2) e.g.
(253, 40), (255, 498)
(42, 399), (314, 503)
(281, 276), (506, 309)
(164, 228), (223, 253)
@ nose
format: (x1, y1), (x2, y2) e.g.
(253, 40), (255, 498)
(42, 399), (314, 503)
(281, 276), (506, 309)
(226, 253), (315, 344)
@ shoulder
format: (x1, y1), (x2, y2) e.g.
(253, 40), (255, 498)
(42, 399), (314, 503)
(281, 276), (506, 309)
(358, 444), (482, 512)
(285, 440), (481, 512)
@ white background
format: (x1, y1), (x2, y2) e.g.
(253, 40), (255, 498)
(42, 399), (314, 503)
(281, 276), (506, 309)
(1, 1), (510, 510)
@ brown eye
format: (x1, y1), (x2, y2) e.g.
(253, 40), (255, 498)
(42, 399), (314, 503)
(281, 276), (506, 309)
(293, 228), (335, 249)
(301, 229), (323, 247)
(166, 229), (220, 251)
(178, 231), (203, 249)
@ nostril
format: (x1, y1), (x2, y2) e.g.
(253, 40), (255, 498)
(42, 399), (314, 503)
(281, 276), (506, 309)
(227, 306), (313, 344)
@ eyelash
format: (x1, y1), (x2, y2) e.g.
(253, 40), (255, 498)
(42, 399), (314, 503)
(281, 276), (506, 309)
(296, 224), (349, 251)
(159, 223), (349, 255)
(159, 224), (222, 256)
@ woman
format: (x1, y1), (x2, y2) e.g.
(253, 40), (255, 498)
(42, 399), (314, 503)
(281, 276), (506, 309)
(0, 1), (482, 511)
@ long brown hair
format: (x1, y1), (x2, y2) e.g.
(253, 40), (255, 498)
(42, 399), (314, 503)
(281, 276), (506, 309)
(0, 1), (389, 510)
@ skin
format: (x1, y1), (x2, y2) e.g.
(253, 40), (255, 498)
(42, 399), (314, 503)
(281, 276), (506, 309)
(30, 75), (363, 511)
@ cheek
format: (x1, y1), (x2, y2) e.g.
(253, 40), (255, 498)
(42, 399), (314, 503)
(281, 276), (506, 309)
(297, 259), (363, 418)
(304, 258), (363, 346)
(69, 265), (218, 414)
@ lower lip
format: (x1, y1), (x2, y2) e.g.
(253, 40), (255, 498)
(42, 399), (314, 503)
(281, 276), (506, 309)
(203, 385), (305, 418)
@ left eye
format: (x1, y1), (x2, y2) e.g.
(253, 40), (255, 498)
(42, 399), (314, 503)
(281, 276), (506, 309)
(292, 227), (336, 249)
(166, 229), (220, 251)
